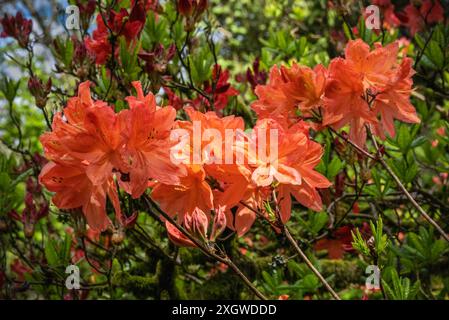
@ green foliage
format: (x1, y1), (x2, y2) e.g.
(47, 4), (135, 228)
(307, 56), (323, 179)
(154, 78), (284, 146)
(351, 218), (388, 258)
(392, 227), (449, 272)
(382, 268), (420, 300)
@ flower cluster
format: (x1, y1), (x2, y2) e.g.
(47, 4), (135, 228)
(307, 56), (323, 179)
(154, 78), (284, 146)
(253, 39), (420, 148)
(39, 87), (329, 243)
(39, 38), (418, 247)
(177, 0), (208, 31)
(164, 64), (239, 114)
(0, 12), (32, 48)
(39, 81), (183, 233)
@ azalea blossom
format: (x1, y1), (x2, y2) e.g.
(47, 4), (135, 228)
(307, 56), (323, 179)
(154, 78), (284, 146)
(323, 39), (420, 147)
(252, 62), (326, 127)
(39, 82), (124, 231)
(248, 119), (331, 223)
(119, 81), (186, 198)
(39, 80), (183, 232)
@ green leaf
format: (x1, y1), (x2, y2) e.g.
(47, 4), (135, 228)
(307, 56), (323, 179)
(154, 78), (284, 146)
(397, 124), (412, 153)
(327, 157), (344, 179)
(262, 271), (276, 289)
(426, 40), (444, 69)
(351, 229), (370, 256)
(343, 21), (353, 40)
(0, 78), (20, 104)
(45, 240), (59, 267)
(10, 168), (33, 188)
(62, 233), (72, 264)
(309, 212), (328, 234)
(0, 172), (11, 192)
(410, 136), (427, 148)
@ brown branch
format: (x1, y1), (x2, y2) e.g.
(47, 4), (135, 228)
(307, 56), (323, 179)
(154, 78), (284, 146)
(283, 226), (341, 300)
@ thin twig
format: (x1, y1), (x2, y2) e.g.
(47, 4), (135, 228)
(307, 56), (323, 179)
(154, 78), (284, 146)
(283, 226), (341, 300)
(329, 128), (376, 160)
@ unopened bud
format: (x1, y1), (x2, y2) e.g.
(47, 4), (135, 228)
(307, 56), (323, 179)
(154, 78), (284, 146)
(210, 206), (227, 241)
(191, 208), (208, 239)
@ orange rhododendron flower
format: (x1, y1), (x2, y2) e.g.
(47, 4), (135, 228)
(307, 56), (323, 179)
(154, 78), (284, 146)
(151, 164), (214, 223)
(119, 81), (186, 198)
(252, 63), (326, 127)
(372, 57), (419, 138)
(252, 65), (297, 126)
(174, 106), (252, 206)
(39, 82), (123, 231)
(39, 80), (184, 232)
(39, 162), (120, 231)
(323, 57), (377, 147)
(220, 183), (270, 236)
(248, 119), (331, 223)
(214, 118), (330, 235)
(323, 39), (419, 147)
(281, 63), (327, 114)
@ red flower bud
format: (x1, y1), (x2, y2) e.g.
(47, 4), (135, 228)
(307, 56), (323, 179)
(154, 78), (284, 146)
(24, 222), (35, 238)
(8, 210), (21, 222)
(138, 43), (176, 75)
(77, 0), (96, 17)
(238, 57), (268, 92)
(28, 76), (51, 109)
(0, 12), (32, 48)
(177, 0), (208, 31)
(178, 0), (194, 16)
(25, 192), (34, 209)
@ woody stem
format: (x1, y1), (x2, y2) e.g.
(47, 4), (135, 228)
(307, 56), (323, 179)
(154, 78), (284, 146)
(368, 130), (449, 243)
(143, 195), (268, 300)
(283, 226), (342, 300)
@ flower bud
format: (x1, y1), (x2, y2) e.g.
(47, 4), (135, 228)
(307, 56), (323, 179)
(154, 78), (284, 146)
(177, 0), (208, 31)
(0, 12), (32, 48)
(191, 208), (208, 240)
(28, 76), (51, 109)
(210, 206), (226, 241)
(120, 211), (139, 228)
